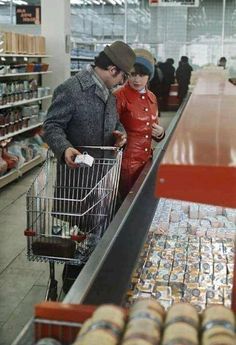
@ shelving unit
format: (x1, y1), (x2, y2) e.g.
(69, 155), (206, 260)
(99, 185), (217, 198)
(0, 95), (52, 110)
(0, 54), (52, 58)
(70, 42), (97, 75)
(0, 49), (51, 189)
(70, 55), (94, 60)
(0, 71), (52, 78)
(0, 155), (45, 189)
(0, 122), (43, 141)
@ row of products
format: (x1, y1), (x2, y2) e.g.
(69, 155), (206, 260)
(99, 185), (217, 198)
(0, 32), (46, 55)
(0, 107), (47, 137)
(34, 299), (236, 345)
(0, 80), (51, 106)
(71, 48), (99, 57)
(0, 135), (47, 177)
(0, 63), (49, 75)
(125, 199), (236, 311)
(153, 199), (236, 238)
(127, 233), (234, 311)
(71, 60), (89, 71)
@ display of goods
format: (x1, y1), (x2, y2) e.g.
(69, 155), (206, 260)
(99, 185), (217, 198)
(125, 199), (236, 310)
(0, 31), (46, 55)
(2, 147), (18, 170)
(32, 300), (235, 345)
(0, 148), (8, 176)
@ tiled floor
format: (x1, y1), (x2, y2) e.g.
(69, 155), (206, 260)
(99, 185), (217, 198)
(0, 111), (175, 345)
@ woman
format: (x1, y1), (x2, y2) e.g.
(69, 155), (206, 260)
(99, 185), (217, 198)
(114, 49), (165, 199)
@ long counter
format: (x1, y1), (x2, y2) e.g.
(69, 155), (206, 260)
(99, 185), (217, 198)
(156, 74), (236, 208)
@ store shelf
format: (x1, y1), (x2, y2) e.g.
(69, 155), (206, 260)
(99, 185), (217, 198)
(0, 54), (51, 58)
(0, 122), (43, 141)
(0, 155), (44, 189)
(0, 71), (52, 78)
(70, 55), (94, 60)
(0, 95), (52, 110)
(156, 75), (236, 208)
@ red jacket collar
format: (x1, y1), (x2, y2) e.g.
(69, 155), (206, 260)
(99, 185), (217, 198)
(123, 82), (156, 104)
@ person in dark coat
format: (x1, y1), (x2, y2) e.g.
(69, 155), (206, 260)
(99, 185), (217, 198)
(176, 56), (193, 103)
(149, 58), (163, 103)
(43, 41), (135, 293)
(218, 56), (227, 69)
(159, 58), (175, 109)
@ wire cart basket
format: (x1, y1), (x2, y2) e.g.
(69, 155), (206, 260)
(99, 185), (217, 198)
(24, 146), (122, 300)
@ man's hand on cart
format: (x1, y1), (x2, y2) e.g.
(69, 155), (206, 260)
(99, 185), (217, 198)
(64, 147), (81, 168)
(113, 130), (127, 147)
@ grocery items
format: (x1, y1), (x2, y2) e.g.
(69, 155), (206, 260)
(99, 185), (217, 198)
(34, 300), (235, 345)
(126, 199), (236, 310)
(73, 304), (126, 345)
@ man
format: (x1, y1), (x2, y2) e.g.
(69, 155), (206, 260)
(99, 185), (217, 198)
(159, 58), (175, 110)
(149, 58), (163, 103)
(44, 41), (136, 165)
(43, 41), (135, 293)
(176, 56), (193, 104)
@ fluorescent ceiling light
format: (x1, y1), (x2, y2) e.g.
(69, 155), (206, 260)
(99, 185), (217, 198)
(13, 0), (28, 4)
(106, 0), (116, 5)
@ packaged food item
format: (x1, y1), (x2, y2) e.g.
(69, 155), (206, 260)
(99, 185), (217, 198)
(75, 304), (125, 345)
(202, 333), (236, 345)
(152, 285), (172, 299)
(203, 305), (235, 324)
(162, 322), (198, 345)
(165, 303), (199, 329)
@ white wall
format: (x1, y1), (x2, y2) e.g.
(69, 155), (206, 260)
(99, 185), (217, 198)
(41, 0), (71, 94)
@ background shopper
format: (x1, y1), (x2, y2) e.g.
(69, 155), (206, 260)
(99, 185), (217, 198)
(149, 58), (163, 106)
(114, 49), (165, 199)
(159, 58), (175, 110)
(176, 55), (193, 104)
(218, 56), (227, 69)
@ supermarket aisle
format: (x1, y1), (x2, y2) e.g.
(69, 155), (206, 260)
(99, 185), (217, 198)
(0, 111), (175, 345)
(0, 167), (63, 345)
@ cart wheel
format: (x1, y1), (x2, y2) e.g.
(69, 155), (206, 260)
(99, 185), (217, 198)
(47, 279), (58, 301)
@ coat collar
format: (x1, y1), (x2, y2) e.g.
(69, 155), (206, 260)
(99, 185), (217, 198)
(75, 68), (109, 103)
(123, 82), (156, 104)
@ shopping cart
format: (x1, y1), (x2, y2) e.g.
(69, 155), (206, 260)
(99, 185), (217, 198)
(24, 146), (122, 300)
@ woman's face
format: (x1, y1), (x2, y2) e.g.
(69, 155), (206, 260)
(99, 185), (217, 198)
(128, 69), (149, 91)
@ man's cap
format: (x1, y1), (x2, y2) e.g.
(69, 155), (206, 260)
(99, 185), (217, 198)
(104, 41), (136, 73)
(134, 48), (155, 78)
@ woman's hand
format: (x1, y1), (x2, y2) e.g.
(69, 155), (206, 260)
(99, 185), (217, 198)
(64, 147), (81, 168)
(113, 130), (127, 147)
(152, 123), (165, 141)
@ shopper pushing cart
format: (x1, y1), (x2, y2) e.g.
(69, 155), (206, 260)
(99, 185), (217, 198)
(25, 41), (135, 297)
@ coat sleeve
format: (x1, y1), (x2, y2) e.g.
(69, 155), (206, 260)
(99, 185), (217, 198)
(43, 83), (76, 160)
(114, 91), (126, 133)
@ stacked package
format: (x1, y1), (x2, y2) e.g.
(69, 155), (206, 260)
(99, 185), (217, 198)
(126, 199), (235, 310)
(34, 299), (236, 345)
(0, 32), (46, 55)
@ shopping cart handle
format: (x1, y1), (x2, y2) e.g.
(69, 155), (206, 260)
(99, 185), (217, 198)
(78, 146), (121, 151)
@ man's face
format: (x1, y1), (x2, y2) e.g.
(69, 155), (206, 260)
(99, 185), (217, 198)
(106, 66), (129, 89)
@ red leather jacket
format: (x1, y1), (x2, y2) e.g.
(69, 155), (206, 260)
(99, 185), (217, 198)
(114, 82), (159, 197)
